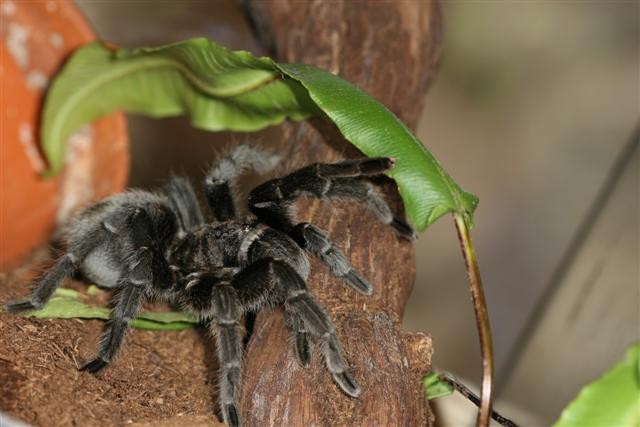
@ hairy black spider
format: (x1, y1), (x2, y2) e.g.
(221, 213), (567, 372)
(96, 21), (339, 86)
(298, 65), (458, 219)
(5, 145), (415, 427)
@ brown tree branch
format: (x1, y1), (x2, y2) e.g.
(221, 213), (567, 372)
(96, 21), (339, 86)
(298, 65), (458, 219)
(238, 1), (443, 425)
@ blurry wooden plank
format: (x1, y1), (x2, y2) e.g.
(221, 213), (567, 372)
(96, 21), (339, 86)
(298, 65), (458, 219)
(500, 137), (639, 423)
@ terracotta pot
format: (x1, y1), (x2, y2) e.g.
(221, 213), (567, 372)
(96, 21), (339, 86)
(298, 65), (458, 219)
(1, 0), (129, 270)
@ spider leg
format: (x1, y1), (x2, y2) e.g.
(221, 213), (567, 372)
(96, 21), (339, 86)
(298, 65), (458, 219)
(221, 257), (313, 367)
(163, 175), (204, 232)
(179, 274), (243, 427)
(247, 159), (414, 293)
(249, 158), (415, 239)
(204, 144), (280, 221)
(277, 261), (360, 397)
(325, 178), (416, 240)
(233, 257), (360, 397)
(3, 224), (112, 312)
(4, 255), (78, 312)
(81, 208), (157, 373)
(208, 285), (243, 427)
(290, 223), (372, 295)
(80, 250), (149, 373)
(287, 312), (313, 368)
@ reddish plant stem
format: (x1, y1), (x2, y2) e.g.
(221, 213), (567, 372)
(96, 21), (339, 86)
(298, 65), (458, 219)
(454, 212), (494, 427)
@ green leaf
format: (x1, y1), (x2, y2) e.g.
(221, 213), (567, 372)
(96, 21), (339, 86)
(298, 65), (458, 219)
(129, 318), (195, 331)
(42, 38), (477, 230)
(52, 287), (83, 299)
(275, 63), (478, 229)
(17, 288), (198, 331)
(25, 293), (112, 320)
(553, 343), (640, 427)
(135, 310), (197, 325)
(423, 372), (455, 400)
(42, 38), (315, 176)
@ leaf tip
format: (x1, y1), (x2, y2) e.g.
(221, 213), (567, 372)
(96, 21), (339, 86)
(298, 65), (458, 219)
(423, 372), (454, 400)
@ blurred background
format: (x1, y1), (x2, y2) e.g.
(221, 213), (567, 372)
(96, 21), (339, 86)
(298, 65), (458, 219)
(72, 1), (639, 425)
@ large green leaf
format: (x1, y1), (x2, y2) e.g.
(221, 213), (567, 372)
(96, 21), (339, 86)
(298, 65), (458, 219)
(554, 344), (640, 427)
(42, 38), (477, 230)
(42, 38), (315, 176)
(275, 64), (478, 229)
(15, 288), (198, 331)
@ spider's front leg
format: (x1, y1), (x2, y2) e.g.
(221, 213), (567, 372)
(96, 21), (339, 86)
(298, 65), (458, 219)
(233, 257), (360, 398)
(278, 260), (361, 397)
(80, 247), (150, 373)
(209, 286), (243, 427)
(81, 208), (164, 373)
(287, 312), (313, 367)
(231, 257), (312, 367)
(291, 222), (373, 295)
(248, 158), (415, 294)
(179, 272), (244, 427)
(249, 157), (416, 239)
(204, 144), (280, 221)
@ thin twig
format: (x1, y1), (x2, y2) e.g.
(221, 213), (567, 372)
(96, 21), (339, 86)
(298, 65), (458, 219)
(441, 372), (519, 427)
(454, 212), (494, 427)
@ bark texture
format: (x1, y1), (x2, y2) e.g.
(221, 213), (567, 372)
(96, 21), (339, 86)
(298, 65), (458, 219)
(239, 1), (443, 425)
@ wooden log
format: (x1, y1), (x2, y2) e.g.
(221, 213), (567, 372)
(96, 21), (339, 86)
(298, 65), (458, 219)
(239, 1), (443, 425)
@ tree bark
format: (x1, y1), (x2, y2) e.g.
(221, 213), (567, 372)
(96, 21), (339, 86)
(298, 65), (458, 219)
(239, 1), (443, 425)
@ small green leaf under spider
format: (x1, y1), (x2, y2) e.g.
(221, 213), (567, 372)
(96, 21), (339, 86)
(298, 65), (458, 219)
(13, 288), (197, 331)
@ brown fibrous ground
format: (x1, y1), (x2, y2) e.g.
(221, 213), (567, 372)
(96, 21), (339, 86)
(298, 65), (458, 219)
(0, 250), (224, 427)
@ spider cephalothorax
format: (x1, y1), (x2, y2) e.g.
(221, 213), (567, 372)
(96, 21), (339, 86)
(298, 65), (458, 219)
(5, 145), (415, 427)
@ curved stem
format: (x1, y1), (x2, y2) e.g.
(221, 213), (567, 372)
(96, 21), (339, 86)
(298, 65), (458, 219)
(454, 212), (494, 427)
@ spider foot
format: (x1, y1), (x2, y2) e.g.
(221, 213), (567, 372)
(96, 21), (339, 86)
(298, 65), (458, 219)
(391, 216), (417, 240)
(333, 371), (361, 398)
(223, 403), (240, 427)
(80, 357), (108, 374)
(343, 271), (373, 295)
(291, 223), (374, 295)
(295, 332), (313, 368)
(3, 300), (39, 313)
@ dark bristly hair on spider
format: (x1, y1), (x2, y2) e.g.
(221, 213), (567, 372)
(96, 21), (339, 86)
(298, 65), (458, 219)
(4, 144), (416, 427)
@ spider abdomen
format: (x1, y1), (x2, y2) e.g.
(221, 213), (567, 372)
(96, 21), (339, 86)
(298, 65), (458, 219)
(82, 243), (121, 288)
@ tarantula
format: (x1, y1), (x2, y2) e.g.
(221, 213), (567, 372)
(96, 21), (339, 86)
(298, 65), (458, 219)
(5, 145), (415, 427)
